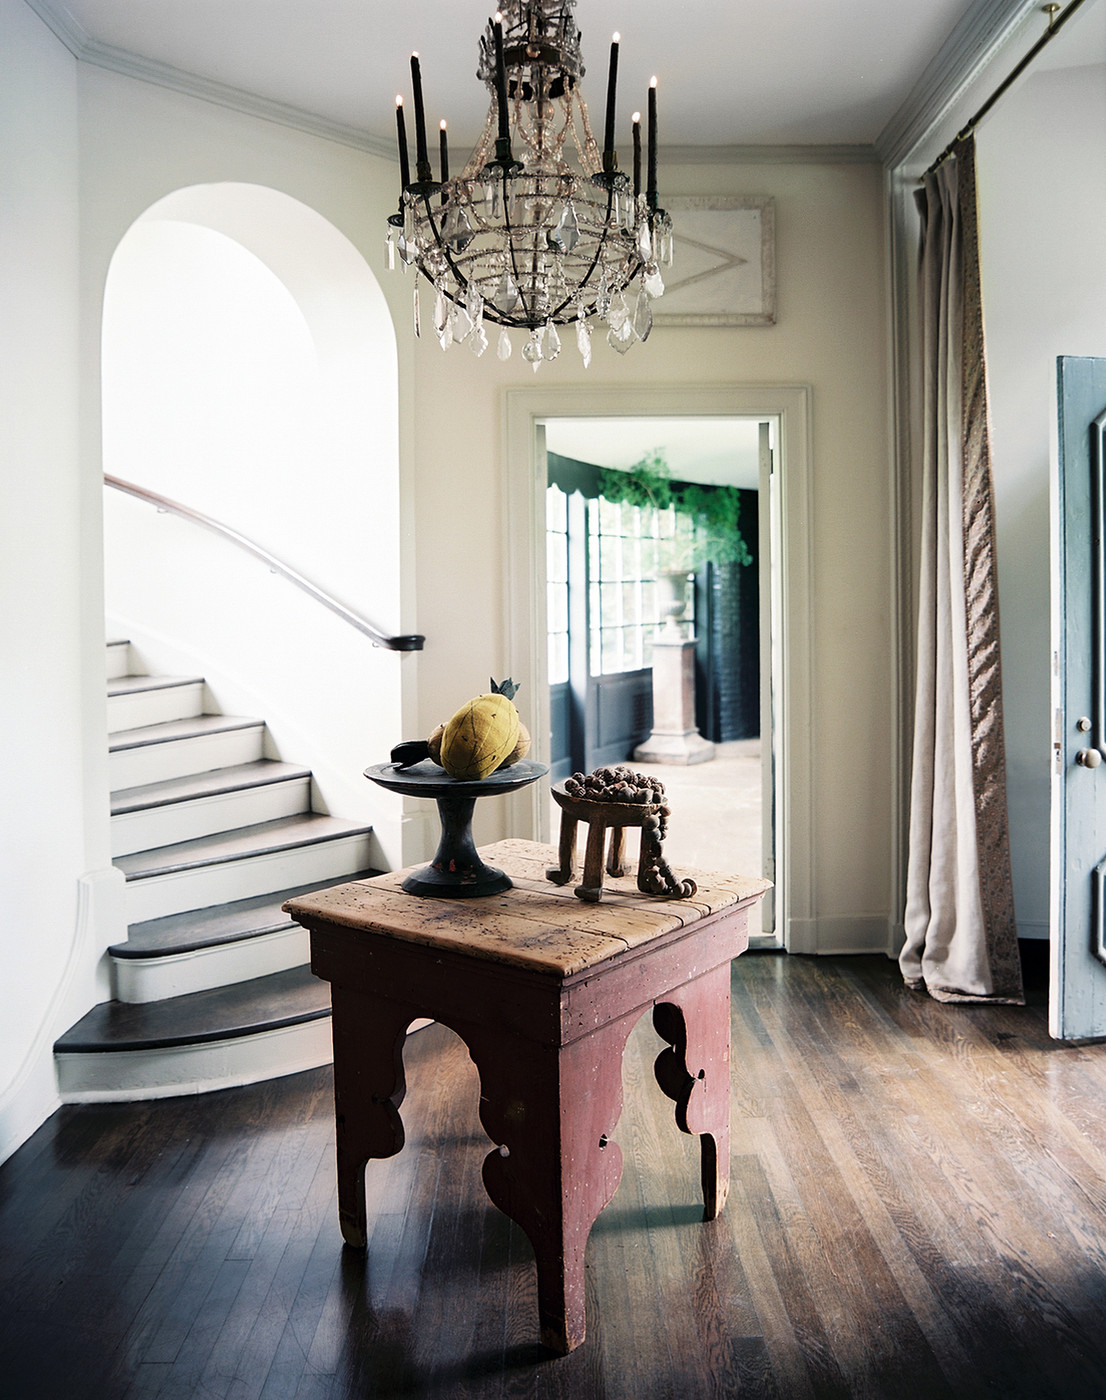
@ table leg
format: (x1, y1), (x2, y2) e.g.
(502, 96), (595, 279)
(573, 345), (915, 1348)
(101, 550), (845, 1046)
(463, 1015), (636, 1353)
(652, 963), (732, 1219)
(330, 985), (416, 1248)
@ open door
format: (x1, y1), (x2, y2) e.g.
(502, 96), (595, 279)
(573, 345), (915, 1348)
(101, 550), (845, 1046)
(1052, 356), (1106, 1039)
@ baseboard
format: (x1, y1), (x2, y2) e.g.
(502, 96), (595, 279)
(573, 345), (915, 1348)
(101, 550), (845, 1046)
(786, 914), (894, 955)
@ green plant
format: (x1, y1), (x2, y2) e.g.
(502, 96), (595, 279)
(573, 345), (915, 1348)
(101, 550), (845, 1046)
(597, 450), (752, 569)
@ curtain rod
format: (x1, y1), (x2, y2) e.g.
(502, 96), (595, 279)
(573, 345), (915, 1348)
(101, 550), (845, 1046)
(921, 0), (1088, 179)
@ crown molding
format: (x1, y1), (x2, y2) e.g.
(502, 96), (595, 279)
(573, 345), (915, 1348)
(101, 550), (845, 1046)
(23, 0), (396, 159)
(875, 0), (1039, 168)
(23, 0), (84, 54)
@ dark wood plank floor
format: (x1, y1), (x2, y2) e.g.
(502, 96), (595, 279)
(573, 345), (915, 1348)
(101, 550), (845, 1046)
(4, 947), (1106, 1400)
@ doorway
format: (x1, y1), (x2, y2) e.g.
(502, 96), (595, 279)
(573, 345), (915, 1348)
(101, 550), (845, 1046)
(503, 383), (813, 953)
(543, 416), (773, 934)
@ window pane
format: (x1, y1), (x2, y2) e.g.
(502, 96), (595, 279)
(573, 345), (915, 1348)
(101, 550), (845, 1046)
(547, 529), (567, 583)
(548, 579), (568, 634)
(546, 483), (567, 530)
(598, 495), (620, 534)
(548, 630), (568, 685)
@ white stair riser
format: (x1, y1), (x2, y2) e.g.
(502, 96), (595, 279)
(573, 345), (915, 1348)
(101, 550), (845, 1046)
(111, 776), (312, 858)
(108, 681), (205, 733)
(106, 642), (131, 680)
(112, 925), (310, 1003)
(56, 1018), (333, 1102)
(124, 832), (375, 923)
(109, 725), (265, 789)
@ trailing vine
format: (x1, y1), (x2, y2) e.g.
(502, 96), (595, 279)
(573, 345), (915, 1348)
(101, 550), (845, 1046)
(597, 450), (753, 568)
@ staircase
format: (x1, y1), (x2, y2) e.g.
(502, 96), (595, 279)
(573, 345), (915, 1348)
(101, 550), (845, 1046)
(53, 640), (379, 1101)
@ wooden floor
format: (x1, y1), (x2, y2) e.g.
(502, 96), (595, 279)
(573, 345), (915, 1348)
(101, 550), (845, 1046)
(4, 947), (1106, 1399)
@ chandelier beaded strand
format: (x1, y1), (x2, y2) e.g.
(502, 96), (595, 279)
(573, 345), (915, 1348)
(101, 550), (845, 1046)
(385, 0), (673, 369)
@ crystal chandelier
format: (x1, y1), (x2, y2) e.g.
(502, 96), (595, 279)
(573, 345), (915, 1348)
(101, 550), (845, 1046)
(386, 0), (673, 369)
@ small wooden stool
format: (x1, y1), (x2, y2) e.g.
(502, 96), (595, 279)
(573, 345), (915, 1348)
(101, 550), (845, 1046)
(285, 839), (768, 1354)
(548, 781), (698, 903)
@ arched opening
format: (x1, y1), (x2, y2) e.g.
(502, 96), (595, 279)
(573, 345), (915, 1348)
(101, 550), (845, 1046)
(101, 183), (405, 863)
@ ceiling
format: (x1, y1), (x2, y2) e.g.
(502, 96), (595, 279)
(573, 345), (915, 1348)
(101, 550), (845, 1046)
(36, 0), (999, 153)
(546, 418), (761, 489)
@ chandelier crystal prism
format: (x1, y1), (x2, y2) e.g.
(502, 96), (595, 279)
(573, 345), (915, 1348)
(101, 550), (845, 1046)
(387, 0), (673, 368)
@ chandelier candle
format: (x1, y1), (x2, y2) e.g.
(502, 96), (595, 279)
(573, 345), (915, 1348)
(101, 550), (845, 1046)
(647, 77), (658, 208)
(387, 0), (673, 368)
(603, 34), (619, 167)
(410, 52), (432, 183)
(395, 96), (410, 192)
(493, 15), (510, 146)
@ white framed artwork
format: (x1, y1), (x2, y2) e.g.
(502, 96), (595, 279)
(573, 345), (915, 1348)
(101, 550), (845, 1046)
(653, 196), (776, 327)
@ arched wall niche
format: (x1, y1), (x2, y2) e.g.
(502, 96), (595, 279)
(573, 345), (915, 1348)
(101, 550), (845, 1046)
(102, 182), (409, 868)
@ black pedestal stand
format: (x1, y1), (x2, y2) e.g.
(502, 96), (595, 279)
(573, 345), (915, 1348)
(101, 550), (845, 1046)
(364, 758), (548, 897)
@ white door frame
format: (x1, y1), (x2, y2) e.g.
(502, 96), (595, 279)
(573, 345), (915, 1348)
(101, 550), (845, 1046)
(502, 382), (815, 953)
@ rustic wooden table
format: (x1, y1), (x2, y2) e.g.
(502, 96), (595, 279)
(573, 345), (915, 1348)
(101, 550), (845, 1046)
(284, 838), (769, 1354)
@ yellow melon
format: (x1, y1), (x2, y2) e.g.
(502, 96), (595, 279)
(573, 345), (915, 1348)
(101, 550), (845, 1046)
(439, 693), (520, 780)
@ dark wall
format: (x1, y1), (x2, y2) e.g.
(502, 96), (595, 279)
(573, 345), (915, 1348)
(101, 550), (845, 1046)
(696, 489), (760, 743)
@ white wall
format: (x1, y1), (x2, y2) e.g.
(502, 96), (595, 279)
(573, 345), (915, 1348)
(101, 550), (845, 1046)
(978, 58), (1106, 937)
(0, 0), (122, 1162)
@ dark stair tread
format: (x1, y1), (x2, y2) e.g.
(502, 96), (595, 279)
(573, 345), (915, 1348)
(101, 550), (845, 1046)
(109, 713), (264, 753)
(111, 759), (312, 815)
(53, 966), (330, 1054)
(107, 674), (204, 698)
(110, 870), (380, 959)
(115, 813), (373, 882)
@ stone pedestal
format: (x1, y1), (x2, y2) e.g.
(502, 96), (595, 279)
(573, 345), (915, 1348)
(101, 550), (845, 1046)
(634, 631), (715, 766)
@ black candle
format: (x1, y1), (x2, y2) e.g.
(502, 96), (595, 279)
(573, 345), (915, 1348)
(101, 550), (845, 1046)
(647, 77), (658, 205)
(632, 112), (641, 199)
(410, 52), (430, 171)
(603, 33), (620, 158)
(395, 96), (410, 191)
(493, 14), (509, 142)
(439, 120), (449, 183)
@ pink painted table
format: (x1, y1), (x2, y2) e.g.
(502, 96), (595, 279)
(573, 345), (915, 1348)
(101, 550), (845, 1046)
(285, 838), (769, 1354)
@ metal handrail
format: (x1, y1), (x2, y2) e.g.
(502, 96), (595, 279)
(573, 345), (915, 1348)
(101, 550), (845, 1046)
(104, 473), (424, 652)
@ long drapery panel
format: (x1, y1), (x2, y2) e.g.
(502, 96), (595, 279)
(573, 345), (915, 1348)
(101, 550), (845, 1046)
(900, 137), (1023, 1005)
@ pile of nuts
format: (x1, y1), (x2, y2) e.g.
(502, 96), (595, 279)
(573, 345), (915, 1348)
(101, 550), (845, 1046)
(562, 766), (667, 807)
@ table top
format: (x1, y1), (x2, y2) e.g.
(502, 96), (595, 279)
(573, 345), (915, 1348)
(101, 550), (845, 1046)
(284, 839), (771, 978)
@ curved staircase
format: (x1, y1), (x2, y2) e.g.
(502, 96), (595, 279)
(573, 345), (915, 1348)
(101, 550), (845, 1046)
(53, 640), (379, 1101)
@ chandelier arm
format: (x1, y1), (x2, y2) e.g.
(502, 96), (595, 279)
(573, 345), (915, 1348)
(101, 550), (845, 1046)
(499, 171), (540, 328)
(410, 190), (535, 330)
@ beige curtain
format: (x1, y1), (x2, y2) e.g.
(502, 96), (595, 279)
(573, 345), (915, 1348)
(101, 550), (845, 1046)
(900, 136), (1023, 1005)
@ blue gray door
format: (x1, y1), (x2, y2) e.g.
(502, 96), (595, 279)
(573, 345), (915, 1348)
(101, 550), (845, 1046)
(1054, 355), (1106, 1040)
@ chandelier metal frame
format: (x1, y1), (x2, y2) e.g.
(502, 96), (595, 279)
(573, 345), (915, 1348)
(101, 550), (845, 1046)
(387, 0), (672, 367)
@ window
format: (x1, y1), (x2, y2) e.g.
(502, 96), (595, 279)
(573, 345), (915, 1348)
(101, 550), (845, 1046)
(587, 495), (683, 676)
(546, 484), (570, 685)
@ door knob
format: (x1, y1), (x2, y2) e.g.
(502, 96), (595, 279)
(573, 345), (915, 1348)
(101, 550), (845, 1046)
(1076, 748), (1103, 768)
